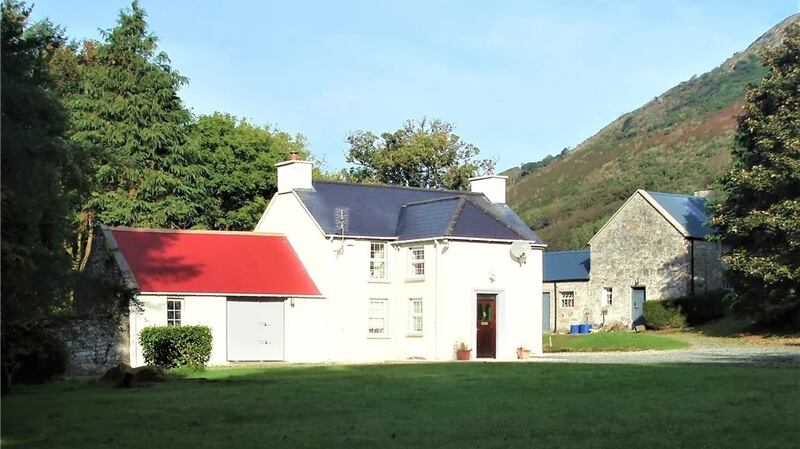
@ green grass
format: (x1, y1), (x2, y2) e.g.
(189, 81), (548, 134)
(3, 363), (799, 449)
(543, 332), (690, 352)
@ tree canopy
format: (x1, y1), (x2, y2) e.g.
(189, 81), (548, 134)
(66, 0), (205, 229)
(1, 0), (73, 320)
(345, 118), (494, 190)
(187, 113), (307, 230)
(710, 24), (800, 324)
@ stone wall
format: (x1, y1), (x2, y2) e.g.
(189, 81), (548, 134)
(543, 281), (592, 332)
(589, 193), (691, 325)
(692, 239), (725, 293)
(58, 314), (130, 375)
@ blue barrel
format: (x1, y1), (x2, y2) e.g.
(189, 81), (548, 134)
(569, 324), (580, 334)
(579, 323), (591, 334)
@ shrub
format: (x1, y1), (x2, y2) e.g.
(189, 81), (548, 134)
(644, 301), (687, 330)
(1, 320), (68, 388)
(672, 290), (729, 325)
(139, 326), (212, 369)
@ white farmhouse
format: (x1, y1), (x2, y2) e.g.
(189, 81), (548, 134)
(254, 156), (545, 361)
(113, 155), (545, 366)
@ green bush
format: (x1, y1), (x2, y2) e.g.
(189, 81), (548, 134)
(644, 301), (687, 330)
(2, 320), (68, 387)
(672, 290), (729, 325)
(139, 326), (212, 369)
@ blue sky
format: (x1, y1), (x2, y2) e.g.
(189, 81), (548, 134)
(31, 1), (798, 171)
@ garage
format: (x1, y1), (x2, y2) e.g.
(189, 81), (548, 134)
(227, 298), (285, 361)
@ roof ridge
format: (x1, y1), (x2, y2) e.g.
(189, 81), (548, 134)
(107, 226), (285, 237)
(444, 197), (468, 237)
(403, 196), (465, 207)
(312, 180), (481, 196)
(646, 190), (704, 199)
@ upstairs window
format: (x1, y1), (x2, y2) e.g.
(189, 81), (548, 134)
(408, 298), (423, 335)
(408, 246), (425, 278)
(368, 299), (388, 337)
(167, 298), (183, 326)
(369, 242), (387, 280)
(560, 291), (575, 308)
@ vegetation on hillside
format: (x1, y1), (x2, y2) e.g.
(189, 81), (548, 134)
(508, 14), (798, 250)
(710, 24), (800, 325)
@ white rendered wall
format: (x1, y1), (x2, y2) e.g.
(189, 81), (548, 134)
(129, 295), (228, 366)
(436, 241), (543, 359)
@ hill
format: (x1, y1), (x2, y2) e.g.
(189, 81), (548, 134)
(506, 14), (799, 250)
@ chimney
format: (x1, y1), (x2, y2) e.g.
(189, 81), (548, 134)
(276, 152), (313, 193)
(469, 175), (508, 204)
(693, 189), (718, 200)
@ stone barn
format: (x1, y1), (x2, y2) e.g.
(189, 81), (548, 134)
(541, 190), (724, 332)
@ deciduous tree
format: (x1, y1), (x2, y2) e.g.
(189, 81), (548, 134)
(345, 118), (494, 190)
(710, 24), (800, 325)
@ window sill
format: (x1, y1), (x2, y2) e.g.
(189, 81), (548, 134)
(405, 277), (425, 283)
(367, 335), (391, 339)
(405, 333), (423, 338)
(368, 279), (390, 284)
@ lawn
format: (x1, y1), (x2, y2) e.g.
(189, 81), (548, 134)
(543, 331), (689, 352)
(3, 363), (799, 449)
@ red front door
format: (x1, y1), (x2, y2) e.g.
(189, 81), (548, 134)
(476, 294), (497, 358)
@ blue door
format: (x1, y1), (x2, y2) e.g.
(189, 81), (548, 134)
(542, 292), (551, 331)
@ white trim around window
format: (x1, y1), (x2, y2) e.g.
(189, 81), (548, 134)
(408, 298), (423, 336)
(367, 298), (389, 338)
(560, 291), (575, 308)
(407, 246), (425, 280)
(369, 242), (388, 281)
(602, 287), (613, 307)
(167, 297), (183, 326)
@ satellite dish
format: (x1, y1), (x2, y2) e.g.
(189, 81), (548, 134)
(509, 240), (531, 264)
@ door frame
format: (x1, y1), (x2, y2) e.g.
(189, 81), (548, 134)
(630, 287), (646, 327)
(471, 289), (504, 359)
(225, 297), (286, 362)
(542, 292), (551, 332)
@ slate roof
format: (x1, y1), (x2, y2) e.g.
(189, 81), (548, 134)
(646, 191), (713, 238)
(293, 181), (542, 242)
(108, 228), (321, 297)
(543, 250), (591, 282)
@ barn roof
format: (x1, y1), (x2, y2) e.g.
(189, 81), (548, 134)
(293, 181), (542, 242)
(543, 250), (591, 282)
(646, 191), (713, 239)
(106, 227), (321, 297)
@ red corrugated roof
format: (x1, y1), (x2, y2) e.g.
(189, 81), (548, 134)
(108, 228), (321, 297)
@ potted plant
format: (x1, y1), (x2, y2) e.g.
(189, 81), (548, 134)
(516, 346), (531, 360)
(454, 341), (471, 360)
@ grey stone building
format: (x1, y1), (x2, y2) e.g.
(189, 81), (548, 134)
(542, 190), (724, 332)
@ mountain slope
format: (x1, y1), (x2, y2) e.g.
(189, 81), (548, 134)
(506, 14), (799, 250)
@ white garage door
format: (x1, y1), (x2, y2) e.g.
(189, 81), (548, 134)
(227, 298), (284, 361)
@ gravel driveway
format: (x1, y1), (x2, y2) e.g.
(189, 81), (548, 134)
(534, 334), (800, 367)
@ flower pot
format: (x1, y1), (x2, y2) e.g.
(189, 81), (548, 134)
(456, 349), (471, 360)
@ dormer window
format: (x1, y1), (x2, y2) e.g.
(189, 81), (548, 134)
(369, 242), (387, 280)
